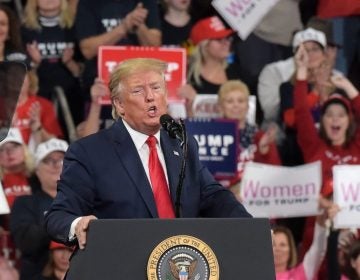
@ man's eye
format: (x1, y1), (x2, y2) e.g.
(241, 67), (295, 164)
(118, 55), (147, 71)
(132, 88), (143, 95)
(152, 85), (162, 91)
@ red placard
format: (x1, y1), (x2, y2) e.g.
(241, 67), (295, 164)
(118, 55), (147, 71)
(98, 46), (187, 104)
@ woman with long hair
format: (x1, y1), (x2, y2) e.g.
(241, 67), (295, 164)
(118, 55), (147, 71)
(178, 16), (243, 117)
(293, 42), (360, 278)
(22, 0), (84, 128)
(0, 4), (26, 61)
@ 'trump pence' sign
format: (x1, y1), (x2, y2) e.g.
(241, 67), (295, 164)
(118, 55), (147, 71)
(185, 118), (238, 178)
(240, 161), (322, 218)
(333, 165), (360, 229)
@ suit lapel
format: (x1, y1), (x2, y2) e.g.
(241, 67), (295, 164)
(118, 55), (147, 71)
(109, 121), (158, 217)
(160, 130), (183, 204)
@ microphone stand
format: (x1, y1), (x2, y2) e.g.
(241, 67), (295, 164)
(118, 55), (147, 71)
(175, 119), (187, 218)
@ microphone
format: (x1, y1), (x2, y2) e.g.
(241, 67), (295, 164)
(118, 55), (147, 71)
(160, 114), (184, 143)
(160, 114), (188, 218)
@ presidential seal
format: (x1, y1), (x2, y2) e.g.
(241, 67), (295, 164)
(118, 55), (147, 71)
(147, 235), (219, 280)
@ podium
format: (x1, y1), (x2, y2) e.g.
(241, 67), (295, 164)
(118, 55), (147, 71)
(66, 218), (275, 279)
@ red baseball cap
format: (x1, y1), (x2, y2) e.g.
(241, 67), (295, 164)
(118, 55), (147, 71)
(321, 93), (352, 116)
(190, 16), (234, 45)
(49, 241), (73, 251)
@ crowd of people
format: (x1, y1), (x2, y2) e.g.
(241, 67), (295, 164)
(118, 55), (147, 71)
(0, 0), (360, 279)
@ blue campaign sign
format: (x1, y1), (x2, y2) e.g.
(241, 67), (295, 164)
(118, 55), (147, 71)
(185, 118), (238, 178)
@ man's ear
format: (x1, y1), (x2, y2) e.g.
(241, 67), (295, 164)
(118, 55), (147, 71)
(113, 98), (125, 116)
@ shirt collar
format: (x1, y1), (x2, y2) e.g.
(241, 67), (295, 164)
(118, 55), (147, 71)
(122, 119), (161, 150)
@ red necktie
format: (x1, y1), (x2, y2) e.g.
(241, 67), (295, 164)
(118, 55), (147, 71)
(146, 136), (175, 218)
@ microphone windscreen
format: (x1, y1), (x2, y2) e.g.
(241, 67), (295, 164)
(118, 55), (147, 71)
(160, 114), (173, 129)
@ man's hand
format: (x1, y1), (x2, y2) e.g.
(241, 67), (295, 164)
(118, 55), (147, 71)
(75, 215), (97, 249)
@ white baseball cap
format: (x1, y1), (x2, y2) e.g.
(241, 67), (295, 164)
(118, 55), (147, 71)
(292, 27), (327, 51)
(35, 138), (68, 166)
(0, 128), (24, 147)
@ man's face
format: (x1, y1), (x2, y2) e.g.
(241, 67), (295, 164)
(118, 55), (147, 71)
(114, 70), (168, 135)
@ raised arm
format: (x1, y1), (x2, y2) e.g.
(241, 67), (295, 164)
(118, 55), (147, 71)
(303, 203), (340, 279)
(294, 44), (322, 158)
(254, 124), (282, 165)
(79, 78), (107, 138)
(331, 75), (360, 121)
(258, 58), (295, 125)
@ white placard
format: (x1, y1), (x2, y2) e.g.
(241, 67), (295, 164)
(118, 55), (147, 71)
(212, 0), (280, 40)
(333, 165), (360, 229)
(167, 100), (187, 120)
(0, 181), (10, 214)
(240, 161), (322, 218)
(192, 94), (256, 124)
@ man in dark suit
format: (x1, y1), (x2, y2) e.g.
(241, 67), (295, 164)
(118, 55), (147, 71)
(45, 58), (251, 249)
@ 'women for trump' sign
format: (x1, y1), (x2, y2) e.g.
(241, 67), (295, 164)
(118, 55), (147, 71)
(0, 181), (10, 214)
(240, 161), (322, 218)
(333, 165), (360, 229)
(212, 0), (280, 40)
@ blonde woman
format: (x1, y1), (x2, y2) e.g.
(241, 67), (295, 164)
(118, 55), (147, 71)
(0, 128), (34, 269)
(0, 128), (33, 208)
(217, 80), (281, 191)
(178, 16), (243, 116)
(22, 0), (84, 126)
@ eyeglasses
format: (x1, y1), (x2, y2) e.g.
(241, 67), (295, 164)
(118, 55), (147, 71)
(42, 157), (64, 167)
(0, 143), (22, 154)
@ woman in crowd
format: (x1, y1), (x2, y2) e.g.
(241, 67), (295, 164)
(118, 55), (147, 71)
(22, 0), (84, 130)
(0, 128), (33, 209)
(159, 0), (193, 47)
(279, 27), (339, 167)
(178, 16), (243, 116)
(344, 240), (360, 280)
(0, 4), (26, 62)
(13, 69), (63, 151)
(337, 230), (360, 280)
(40, 242), (72, 280)
(294, 42), (360, 278)
(273, 203), (339, 280)
(10, 138), (68, 280)
(216, 80), (281, 192)
(0, 128), (33, 269)
(294, 43), (360, 211)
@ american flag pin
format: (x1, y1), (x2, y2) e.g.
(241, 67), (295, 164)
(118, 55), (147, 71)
(173, 151), (179, 156)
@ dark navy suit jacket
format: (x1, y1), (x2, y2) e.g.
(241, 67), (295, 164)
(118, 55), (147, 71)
(45, 120), (251, 244)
